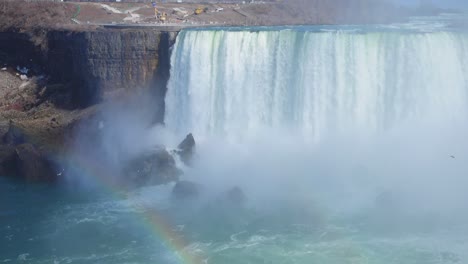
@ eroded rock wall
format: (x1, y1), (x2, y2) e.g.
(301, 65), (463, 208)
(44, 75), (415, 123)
(0, 29), (177, 113)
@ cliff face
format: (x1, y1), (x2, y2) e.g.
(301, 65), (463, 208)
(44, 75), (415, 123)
(0, 29), (177, 117)
(0, 28), (179, 183)
(47, 30), (177, 107)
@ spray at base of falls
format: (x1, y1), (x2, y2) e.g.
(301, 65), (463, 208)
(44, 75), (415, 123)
(164, 26), (468, 224)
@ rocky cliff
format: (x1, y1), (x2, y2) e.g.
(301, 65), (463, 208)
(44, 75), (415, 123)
(0, 27), (180, 183)
(0, 29), (177, 116)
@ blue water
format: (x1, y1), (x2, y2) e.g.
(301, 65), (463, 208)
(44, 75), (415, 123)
(2, 176), (468, 264)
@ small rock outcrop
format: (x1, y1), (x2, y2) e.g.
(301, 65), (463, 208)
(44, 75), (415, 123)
(224, 186), (247, 207)
(0, 143), (56, 182)
(15, 143), (56, 182)
(124, 148), (182, 186)
(172, 181), (200, 200)
(176, 133), (195, 166)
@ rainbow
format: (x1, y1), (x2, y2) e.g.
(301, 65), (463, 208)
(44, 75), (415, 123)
(8, 122), (205, 263)
(58, 152), (207, 264)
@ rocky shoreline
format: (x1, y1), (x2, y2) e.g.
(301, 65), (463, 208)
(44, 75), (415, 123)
(0, 77), (210, 200)
(0, 113), (196, 186)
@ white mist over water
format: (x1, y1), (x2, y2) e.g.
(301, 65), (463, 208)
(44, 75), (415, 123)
(165, 27), (468, 221)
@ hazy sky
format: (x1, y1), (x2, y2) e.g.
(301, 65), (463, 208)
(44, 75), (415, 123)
(393, 0), (468, 9)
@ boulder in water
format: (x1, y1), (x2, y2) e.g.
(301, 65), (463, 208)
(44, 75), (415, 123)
(175, 133), (195, 166)
(224, 186), (246, 207)
(14, 143), (56, 182)
(124, 148), (182, 186)
(172, 180), (200, 200)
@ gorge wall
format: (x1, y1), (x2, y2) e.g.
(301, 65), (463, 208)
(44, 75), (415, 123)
(0, 29), (177, 119)
(0, 28), (179, 182)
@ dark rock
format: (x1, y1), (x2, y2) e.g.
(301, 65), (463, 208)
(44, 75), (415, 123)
(0, 145), (18, 177)
(124, 148), (182, 186)
(2, 121), (25, 146)
(225, 186), (247, 206)
(178, 133), (195, 151)
(172, 181), (200, 200)
(0, 143), (56, 182)
(14, 143), (57, 182)
(176, 133), (195, 165)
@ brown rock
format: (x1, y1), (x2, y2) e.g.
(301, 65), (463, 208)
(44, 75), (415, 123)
(14, 143), (56, 182)
(0, 143), (57, 182)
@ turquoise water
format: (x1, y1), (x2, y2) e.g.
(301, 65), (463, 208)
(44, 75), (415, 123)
(2, 177), (468, 263)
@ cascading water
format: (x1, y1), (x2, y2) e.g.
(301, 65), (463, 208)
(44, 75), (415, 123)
(159, 26), (468, 263)
(166, 28), (468, 142)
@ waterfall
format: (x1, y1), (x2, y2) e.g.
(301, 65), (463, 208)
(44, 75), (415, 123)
(165, 29), (468, 142)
